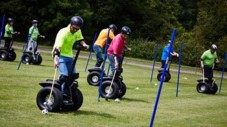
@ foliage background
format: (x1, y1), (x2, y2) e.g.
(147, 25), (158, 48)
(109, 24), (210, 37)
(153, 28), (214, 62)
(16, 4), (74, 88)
(0, 0), (227, 67)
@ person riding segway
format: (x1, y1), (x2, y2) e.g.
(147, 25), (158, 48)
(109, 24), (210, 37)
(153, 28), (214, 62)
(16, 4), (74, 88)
(0, 18), (20, 61)
(87, 24), (117, 86)
(22, 19), (45, 65)
(157, 40), (179, 82)
(197, 44), (219, 94)
(100, 26), (131, 99)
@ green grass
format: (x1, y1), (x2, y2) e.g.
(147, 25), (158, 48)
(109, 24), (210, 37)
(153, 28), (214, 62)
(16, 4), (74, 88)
(0, 48), (227, 127)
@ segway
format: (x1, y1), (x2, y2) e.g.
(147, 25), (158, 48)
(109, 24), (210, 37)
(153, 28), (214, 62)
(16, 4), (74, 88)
(36, 45), (83, 112)
(196, 69), (218, 94)
(157, 60), (171, 82)
(100, 68), (126, 99)
(0, 46), (16, 61)
(0, 36), (18, 61)
(87, 67), (107, 86)
(22, 37), (43, 65)
(100, 51), (127, 99)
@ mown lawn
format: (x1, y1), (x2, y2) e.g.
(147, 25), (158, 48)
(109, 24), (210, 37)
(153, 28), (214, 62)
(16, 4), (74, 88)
(0, 48), (227, 127)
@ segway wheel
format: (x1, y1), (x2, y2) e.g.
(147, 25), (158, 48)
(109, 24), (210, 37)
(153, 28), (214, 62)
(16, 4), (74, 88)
(36, 87), (63, 112)
(208, 82), (218, 94)
(196, 83), (208, 93)
(117, 82), (127, 98)
(87, 71), (101, 86)
(22, 53), (33, 64)
(8, 51), (16, 61)
(33, 55), (42, 65)
(63, 87), (83, 111)
(101, 80), (119, 99)
(165, 73), (171, 82)
(0, 50), (9, 61)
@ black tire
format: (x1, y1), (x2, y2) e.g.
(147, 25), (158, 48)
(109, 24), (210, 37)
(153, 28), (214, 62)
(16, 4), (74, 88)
(0, 50), (9, 60)
(33, 55), (42, 65)
(117, 81), (126, 98)
(100, 80), (119, 99)
(157, 72), (167, 82)
(208, 83), (218, 94)
(8, 51), (16, 61)
(165, 73), (171, 82)
(87, 71), (101, 86)
(22, 53), (33, 64)
(63, 87), (83, 111)
(36, 87), (63, 112)
(196, 83), (208, 93)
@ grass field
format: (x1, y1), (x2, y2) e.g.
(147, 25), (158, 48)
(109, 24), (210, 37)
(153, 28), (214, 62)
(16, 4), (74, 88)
(0, 48), (227, 127)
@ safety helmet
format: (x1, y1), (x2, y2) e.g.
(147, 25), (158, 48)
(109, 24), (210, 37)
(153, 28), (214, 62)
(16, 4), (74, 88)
(32, 19), (38, 24)
(211, 44), (217, 51)
(70, 16), (84, 27)
(121, 26), (131, 35)
(109, 24), (117, 32)
(7, 18), (14, 23)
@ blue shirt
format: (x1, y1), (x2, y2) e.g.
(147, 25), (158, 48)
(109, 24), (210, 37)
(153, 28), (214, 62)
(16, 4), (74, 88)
(161, 45), (173, 60)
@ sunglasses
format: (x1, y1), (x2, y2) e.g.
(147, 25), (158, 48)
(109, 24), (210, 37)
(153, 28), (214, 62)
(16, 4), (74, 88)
(71, 25), (80, 31)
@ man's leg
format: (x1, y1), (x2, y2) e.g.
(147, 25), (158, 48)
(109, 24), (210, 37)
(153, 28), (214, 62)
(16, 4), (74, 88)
(4, 37), (11, 50)
(93, 45), (103, 67)
(107, 54), (115, 76)
(58, 56), (69, 95)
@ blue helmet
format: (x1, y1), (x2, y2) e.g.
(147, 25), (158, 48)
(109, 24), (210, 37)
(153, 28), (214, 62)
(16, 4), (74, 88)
(109, 24), (117, 32)
(70, 16), (84, 27)
(121, 26), (131, 35)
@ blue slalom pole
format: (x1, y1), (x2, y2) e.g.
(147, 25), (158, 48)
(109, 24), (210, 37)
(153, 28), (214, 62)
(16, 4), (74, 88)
(149, 29), (176, 127)
(98, 29), (110, 102)
(17, 27), (35, 70)
(219, 52), (227, 94)
(176, 42), (183, 97)
(0, 15), (6, 45)
(150, 42), (160, 82)
(84, 32), (97, 72)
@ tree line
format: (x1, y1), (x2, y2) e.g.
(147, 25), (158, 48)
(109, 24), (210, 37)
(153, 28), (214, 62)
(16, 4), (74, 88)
(0, 0), (227, 67)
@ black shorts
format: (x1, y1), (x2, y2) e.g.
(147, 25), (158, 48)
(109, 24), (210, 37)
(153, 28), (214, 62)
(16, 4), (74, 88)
(204, 65), (213, 79)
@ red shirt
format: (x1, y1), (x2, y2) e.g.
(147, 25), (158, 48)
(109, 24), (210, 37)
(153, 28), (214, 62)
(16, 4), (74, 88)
(107, 33), (125, 57)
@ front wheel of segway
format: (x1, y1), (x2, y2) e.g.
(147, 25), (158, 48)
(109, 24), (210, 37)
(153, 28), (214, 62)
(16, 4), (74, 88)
(33, 55), (42, 65)
(117, 82), (126, 98)
(101, 80), (119, 99)
(63, 87), (83, 111)
(22, 53), (33, 64)
(0, 50), (9, 61)
(208, 83), (218, 94)
(196, 83), (208, 93)
(36, 87), (63, 112)
(87, 71), (101, 86)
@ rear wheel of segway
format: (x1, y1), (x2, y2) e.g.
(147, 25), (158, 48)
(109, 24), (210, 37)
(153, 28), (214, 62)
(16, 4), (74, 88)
(101, 80), (119, 99)
(36, 87), (63, 112)
(157, 72), (168, 82)
(22, 53), (33, 64)
(8, 51), (16, 61)
(63, 87), (83, 111)
(208, 83), (218, 94)
(33, 55), (42, 65)
(0, 50), (9, 60)
(196, 83), (208, 93)
(87, 71), (101, 86)
(117, 82), (126, 98)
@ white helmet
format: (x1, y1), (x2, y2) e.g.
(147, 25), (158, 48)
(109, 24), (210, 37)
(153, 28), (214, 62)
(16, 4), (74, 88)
(211, 44), (217, 50)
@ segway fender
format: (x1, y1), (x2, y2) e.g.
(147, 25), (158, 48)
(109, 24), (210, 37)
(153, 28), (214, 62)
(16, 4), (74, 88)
(88, 67), (103, 72)
(39, 80), (61, 89)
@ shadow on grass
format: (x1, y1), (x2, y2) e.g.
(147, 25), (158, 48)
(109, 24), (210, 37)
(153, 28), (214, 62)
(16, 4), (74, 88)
(61, 110), (114, 118)
(121, 97), (150, 103)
